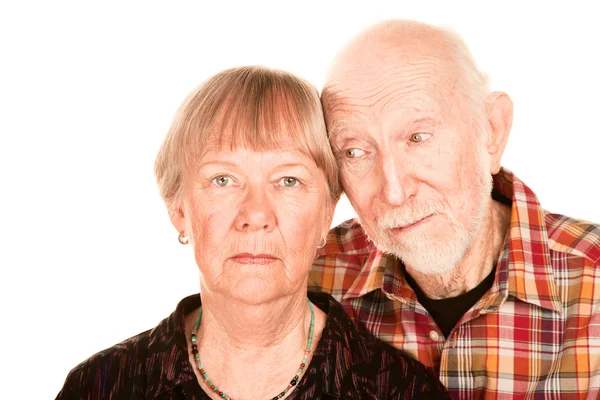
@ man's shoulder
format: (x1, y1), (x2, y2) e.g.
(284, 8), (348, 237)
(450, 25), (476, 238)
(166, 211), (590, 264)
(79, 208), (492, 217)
(309, 219), (379, 295)
(320, 218), (374, 256)
(545, 211), (600, 265)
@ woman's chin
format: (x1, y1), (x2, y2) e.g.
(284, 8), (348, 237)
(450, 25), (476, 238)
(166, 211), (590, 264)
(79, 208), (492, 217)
(227, 278), (284, 305)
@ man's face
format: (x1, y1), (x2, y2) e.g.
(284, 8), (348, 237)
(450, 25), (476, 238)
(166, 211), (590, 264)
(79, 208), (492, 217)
(325, 54), (493, 275)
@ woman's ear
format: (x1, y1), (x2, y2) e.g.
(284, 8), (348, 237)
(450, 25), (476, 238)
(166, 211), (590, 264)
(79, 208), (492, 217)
(485, 91), (513, 174)
(169, 200), (187, 235)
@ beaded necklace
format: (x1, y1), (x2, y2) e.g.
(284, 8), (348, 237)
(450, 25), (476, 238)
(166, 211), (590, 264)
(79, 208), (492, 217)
(190, 299), (315, 400)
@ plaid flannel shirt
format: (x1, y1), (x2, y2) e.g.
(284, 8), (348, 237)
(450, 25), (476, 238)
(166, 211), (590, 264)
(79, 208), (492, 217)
(309, 168), (600, 399)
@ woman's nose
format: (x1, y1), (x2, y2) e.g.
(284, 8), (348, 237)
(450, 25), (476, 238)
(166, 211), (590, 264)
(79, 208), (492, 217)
(235, 184), (276, 232)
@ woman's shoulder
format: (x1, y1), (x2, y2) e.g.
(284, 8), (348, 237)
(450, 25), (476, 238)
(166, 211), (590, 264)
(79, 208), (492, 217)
(345, 331), (449, 399)
(55, 294), (202, 400)
(55, 329), (154, 399)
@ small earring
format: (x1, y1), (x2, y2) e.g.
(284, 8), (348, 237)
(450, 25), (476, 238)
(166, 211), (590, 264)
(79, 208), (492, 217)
(317, 237), (327, 249)
(178, 232), (189, 245)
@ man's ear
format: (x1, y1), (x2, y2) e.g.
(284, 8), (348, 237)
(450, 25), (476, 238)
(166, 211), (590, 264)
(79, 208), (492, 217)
(485, 91), (513, 174)
(169, 200), (187, 235)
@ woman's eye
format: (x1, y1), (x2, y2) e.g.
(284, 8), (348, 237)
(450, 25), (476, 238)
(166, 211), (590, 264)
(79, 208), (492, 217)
(279, 177), (300, 188)
(211, 175), (233, 187)
(344, 148), (366, 159)
(409, 133), (432, 143)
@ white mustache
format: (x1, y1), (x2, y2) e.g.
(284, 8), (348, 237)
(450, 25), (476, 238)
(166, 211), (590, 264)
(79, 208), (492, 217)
(376, 202), (445, 230)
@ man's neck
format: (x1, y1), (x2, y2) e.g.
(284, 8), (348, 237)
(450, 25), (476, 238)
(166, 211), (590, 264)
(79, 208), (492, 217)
(405, 200), (512, 299)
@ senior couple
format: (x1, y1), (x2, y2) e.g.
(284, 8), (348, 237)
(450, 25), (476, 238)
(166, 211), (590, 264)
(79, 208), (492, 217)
(57, 20), (600, 399)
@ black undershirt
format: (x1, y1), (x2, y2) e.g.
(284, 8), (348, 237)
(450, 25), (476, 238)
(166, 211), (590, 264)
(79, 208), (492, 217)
(402, 188), (510, 337)
(403, 264), (497, 338)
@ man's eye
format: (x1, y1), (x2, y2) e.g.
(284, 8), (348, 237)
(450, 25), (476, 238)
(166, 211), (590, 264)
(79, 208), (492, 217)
(409, 133), (432, 143)
(279, 177), (300, 188)
(344, 148), (366, 158)
(211, 175), (233, 187)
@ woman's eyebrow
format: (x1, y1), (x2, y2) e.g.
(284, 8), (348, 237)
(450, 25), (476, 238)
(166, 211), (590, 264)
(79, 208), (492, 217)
(197, 160), (240, 169)
(272, 162), (314, 175)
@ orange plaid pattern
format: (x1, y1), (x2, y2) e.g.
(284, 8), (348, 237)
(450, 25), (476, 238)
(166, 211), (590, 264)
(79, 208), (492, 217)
(309, 168), (600, 399)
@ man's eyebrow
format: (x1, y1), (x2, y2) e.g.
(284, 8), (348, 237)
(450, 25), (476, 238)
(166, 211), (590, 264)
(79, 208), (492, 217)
(328, 120), (346, 135)
(411, 117), (439, 126)
(329, 130), (355, 148)
(328, 119), (354, 141)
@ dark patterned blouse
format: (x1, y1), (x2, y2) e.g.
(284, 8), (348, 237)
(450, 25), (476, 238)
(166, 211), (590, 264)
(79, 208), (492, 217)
(56, 292), (448, 399)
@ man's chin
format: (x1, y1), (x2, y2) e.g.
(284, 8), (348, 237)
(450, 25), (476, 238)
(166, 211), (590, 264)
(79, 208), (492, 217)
(377, 241), (463, 276)
(403, 260), (457, 276)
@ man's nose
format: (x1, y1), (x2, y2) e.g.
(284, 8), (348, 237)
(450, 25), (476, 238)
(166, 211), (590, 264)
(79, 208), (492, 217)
(380, 155), (417, 207)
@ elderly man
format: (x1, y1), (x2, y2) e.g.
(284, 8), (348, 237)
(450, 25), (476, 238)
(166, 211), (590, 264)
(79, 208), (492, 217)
(310, 20), (600, 398)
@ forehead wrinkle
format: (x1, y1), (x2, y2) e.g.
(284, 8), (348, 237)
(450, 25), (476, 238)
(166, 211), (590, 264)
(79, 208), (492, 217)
(334, 56), (451, 95)
(327, 59), (454, 125)
(329, 83), (448, 128)
(378, 85), (450, 118)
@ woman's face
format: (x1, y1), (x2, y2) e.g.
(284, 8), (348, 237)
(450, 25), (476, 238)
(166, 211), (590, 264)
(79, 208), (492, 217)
(172, 145), (333, 304)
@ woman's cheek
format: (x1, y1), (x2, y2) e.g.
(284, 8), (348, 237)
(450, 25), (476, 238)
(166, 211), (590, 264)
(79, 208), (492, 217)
(280, 197), (324, 247)
(187, 196), (227, 246)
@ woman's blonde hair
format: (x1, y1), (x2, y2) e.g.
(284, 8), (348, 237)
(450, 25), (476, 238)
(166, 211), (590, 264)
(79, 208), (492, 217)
(155, 66), (341, 213)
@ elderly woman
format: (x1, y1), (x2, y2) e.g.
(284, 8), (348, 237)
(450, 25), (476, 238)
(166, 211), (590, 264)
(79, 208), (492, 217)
(55, 66), (448, 399)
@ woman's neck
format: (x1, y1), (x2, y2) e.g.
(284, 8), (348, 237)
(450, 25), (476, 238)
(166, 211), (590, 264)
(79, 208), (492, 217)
(184, 291), (326, 399)
(196, 291), (310, 348)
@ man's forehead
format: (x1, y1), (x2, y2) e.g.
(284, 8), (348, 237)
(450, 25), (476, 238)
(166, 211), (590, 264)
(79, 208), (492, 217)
(324, 79), (452, 125)
(329, 53), (455, 91)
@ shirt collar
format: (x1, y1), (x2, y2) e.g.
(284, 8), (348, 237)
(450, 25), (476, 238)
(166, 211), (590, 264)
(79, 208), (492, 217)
(143, 294), (199, 398)
(341, 167), (562, 313)
(340, 240), (419, 305)
(491, 168), (561, 313)
(342, 248), (387, 300)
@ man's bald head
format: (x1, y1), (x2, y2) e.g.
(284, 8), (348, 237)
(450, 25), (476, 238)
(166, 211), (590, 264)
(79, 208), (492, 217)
(323, 20), (490, 133)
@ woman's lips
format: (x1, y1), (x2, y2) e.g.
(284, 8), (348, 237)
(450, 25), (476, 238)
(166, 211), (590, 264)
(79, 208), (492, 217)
(230, 253), (278, 265)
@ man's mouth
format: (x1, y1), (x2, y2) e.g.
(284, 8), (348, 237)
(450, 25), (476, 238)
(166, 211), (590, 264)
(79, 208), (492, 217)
(390, 214), (434, 231)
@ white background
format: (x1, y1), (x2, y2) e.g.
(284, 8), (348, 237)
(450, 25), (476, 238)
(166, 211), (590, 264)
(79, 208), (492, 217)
(1, 1), (599, 398)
